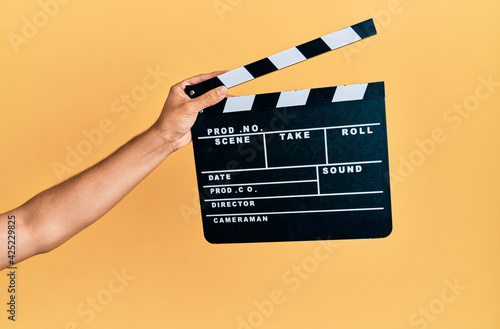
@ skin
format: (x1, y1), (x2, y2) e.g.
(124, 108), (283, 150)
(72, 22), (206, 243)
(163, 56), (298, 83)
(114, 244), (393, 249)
(0, 71), (228, 271)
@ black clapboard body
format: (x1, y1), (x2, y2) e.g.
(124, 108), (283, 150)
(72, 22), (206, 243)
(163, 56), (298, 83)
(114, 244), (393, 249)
(187, 18), (392, 243)
(191, 83), (392, 243)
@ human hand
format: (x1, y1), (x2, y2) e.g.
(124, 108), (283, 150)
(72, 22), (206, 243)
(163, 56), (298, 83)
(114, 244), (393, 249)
(153, 71), (228, 153)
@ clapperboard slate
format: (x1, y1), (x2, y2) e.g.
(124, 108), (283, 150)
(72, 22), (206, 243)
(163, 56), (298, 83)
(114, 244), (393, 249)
(186, 19), (392, 243)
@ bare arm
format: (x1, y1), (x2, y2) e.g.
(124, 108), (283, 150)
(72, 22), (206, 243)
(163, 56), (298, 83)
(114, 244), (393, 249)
(0, 71), (228, 271)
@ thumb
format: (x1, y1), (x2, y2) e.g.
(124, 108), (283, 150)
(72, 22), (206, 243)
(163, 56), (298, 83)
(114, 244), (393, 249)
(189, 86), (228, 112)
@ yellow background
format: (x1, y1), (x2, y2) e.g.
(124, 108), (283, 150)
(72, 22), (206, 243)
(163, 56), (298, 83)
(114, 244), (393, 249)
(1, 0), (499, 328)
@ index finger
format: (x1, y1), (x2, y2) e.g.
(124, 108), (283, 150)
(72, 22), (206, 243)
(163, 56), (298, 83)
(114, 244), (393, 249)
(182, 70), (228, 89)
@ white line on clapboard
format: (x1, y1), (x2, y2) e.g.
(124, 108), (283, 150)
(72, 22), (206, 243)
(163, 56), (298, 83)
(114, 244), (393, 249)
(263, 134), (269, 168)
(203, 179), (317, 189)
(316, 166), (321, 194)
(201, 160), (383, 174)
(205, 191), (383, 202)
(206, 207), (385, 217)
(324, 128), (329, 164)
(198, 123), (380, 140)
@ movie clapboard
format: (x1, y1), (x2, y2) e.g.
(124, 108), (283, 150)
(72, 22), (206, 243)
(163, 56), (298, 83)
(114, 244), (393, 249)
(186, 19), (392, 243)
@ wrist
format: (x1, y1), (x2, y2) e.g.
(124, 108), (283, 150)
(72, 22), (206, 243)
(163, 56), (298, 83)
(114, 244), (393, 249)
(147, 123), (177, 157)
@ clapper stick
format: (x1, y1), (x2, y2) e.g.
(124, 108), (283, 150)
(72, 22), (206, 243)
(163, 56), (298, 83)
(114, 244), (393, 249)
(197, 82), (385, 115)
(185, 18), (376, 98)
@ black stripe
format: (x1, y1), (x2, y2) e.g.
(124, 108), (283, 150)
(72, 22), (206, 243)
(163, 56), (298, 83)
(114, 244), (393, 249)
(185, 77), (224, 99)
(251, 92), (281, 110)
(351, 19), (377, 39)
(363, 82), (385, 100)
(296, 38), (331, 59)
(244, 58), (278, 79)
(307, 87), (337, 104)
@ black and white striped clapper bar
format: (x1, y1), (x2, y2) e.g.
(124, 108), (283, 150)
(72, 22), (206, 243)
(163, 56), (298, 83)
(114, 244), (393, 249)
(187, 18), (392, 244)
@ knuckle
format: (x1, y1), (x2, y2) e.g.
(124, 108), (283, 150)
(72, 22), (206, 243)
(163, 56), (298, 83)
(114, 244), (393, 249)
(179, 103), (192, 114)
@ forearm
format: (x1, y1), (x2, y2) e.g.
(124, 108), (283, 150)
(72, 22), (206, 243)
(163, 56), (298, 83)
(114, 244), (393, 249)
(0, 71), (227, 271)
(18, 125), (172, 255)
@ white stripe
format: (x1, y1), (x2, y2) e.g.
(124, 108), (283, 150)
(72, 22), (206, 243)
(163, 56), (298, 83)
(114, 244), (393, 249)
(218, 67), (254, 88)
(207, 207), (384, 217)
(223, 95), (256, 113)
(332, 83), (368, 102)
(321, 27), (361, 50)
(268, 47), (307, 70)
(276, 89), (311, 108)
(206, 191), (383, 202)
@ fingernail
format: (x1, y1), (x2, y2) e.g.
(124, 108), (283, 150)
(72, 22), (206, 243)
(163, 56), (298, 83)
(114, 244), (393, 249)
(217, 86), (228, 96)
